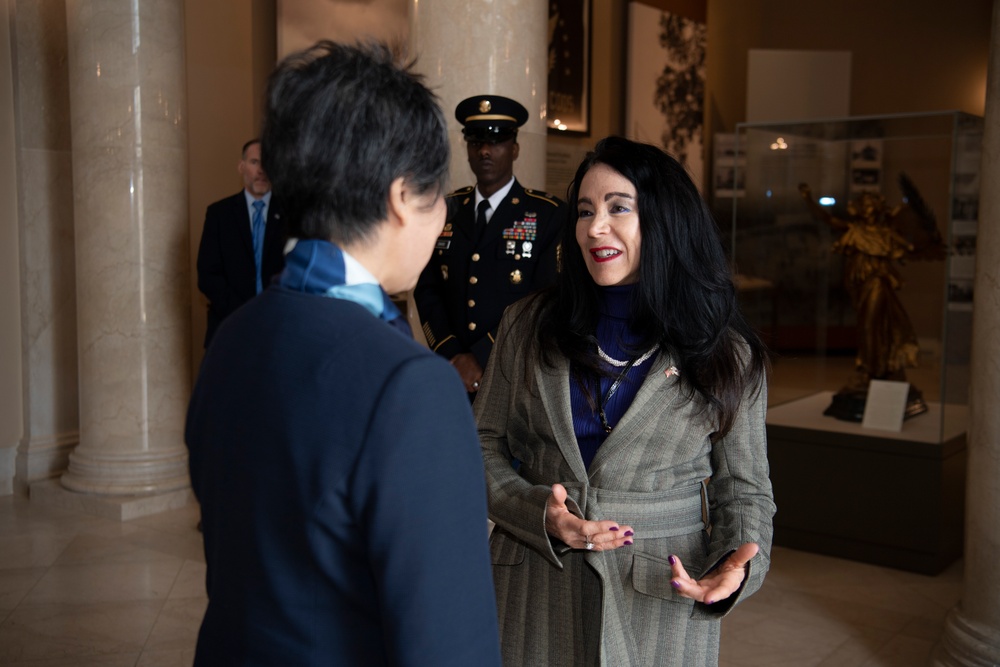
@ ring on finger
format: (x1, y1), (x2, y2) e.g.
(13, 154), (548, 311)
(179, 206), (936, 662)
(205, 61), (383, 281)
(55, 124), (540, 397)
(584, 536), (595, 551)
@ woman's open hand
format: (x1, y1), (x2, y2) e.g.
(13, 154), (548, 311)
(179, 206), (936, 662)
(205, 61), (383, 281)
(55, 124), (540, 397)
(544, 483), (635, 552)
(669, 542), (759, 604)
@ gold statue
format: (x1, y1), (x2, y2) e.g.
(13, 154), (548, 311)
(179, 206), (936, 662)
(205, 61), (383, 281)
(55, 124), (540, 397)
(799, 176), (945, 421)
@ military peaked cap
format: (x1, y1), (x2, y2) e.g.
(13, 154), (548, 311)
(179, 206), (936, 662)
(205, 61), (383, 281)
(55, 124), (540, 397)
(456, 95), (528, 143)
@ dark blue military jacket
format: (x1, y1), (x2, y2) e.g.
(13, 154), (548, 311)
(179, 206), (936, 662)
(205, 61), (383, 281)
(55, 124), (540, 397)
(414, 178), (566, 368)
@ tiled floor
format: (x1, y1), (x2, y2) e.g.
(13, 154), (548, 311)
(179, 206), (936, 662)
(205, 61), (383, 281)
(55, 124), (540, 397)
(0, 493), (962, 666)
(0, 496), (206, 666)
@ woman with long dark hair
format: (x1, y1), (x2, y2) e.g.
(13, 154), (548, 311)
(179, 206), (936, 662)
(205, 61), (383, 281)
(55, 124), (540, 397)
(476, 136), (775, 666)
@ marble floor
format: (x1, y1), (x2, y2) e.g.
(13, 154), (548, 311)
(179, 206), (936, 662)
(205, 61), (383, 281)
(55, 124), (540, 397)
(0, 492), (963, 667)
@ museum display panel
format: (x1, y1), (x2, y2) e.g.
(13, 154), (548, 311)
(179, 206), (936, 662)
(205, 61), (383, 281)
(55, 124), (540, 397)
(721, 112), (983, 573)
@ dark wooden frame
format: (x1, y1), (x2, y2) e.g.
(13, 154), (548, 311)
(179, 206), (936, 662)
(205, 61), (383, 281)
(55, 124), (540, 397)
(547, 0), (592, 136)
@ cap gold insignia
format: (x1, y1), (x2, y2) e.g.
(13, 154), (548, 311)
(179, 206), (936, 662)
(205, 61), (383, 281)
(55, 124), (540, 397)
(479, 99), (492, 113)
(512, 197), (520, 205)
(510, 269), (522, 285)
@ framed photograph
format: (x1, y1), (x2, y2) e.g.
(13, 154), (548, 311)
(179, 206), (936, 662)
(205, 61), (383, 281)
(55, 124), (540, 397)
(713, 133), (745, 200)
(849, 139), (882, 195)
(547, 0), (591, 135)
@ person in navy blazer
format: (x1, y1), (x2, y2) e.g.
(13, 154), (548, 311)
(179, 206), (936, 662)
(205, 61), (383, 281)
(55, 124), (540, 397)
(196, 138), (286, 347)
(185, 41), (502, 667)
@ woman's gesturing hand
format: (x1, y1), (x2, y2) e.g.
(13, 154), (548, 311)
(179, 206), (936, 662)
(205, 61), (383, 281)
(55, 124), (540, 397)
(668, 542), (759, 604)
(544, 483), (635, 552)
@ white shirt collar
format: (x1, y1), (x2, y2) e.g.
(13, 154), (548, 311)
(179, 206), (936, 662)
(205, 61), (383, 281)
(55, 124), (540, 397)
(243, 189), (272, 214)
(340, 247), (380, 286)
(474, 176), (515, 219)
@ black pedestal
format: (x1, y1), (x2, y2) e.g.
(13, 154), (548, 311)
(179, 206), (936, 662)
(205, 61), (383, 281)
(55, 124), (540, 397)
(766, 392), (966, 575)
(823, 386), (929, 422)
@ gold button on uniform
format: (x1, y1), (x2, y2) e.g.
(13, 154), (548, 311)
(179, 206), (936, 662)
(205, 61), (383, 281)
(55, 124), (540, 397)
(468, 299), (476, 307)
(469, 276), (478, 284)
(468, 322), (477, 331)
(471, 253), (480, 261)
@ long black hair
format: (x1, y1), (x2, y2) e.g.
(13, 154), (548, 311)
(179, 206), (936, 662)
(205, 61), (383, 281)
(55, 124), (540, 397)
(534, 136), (767, 438)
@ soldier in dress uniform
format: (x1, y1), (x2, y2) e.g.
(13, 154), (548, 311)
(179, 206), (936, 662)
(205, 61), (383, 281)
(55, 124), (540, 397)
(415, 94), (567, 398)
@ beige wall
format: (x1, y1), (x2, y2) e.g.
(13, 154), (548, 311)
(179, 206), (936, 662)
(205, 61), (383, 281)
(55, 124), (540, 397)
(0, 1), (24, 492)
(555, 0), (993, 186)
(705, 0), (992, 144)
(184, 0), (276, 374)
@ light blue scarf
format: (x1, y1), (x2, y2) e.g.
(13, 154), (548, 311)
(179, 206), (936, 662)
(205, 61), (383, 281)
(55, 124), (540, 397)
(277, 239), (411, 336)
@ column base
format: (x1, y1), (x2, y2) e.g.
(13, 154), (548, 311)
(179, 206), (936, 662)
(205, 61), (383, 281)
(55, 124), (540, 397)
(60, 446), (190, 496)
(932, 605), (1000, 666)
(13, 431), (78, 493)
(29, 478), (193, 521)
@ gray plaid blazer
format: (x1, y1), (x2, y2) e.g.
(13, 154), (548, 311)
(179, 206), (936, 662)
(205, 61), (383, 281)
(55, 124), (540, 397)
(475, 298), (775, 667)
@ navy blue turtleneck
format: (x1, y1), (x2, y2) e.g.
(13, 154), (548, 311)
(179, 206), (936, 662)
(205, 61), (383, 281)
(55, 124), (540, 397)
(570, 284), (658, 469)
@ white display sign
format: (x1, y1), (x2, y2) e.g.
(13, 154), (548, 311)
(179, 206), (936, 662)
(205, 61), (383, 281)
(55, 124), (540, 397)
(861, 380), (910, 432)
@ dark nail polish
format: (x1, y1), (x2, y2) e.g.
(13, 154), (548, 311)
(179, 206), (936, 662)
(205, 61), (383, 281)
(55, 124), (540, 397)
(624, 530), (634, 537)
(668, 555), (676, 565)
(624, 540), (633, 545)
(609, 526), (619, 531)
(670, 580), (681, 589)
(706, 599), (714, 605)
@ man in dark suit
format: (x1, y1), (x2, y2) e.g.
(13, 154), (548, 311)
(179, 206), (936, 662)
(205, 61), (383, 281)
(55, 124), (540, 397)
(185, 41), (501, 667)
(196, 138), (286, 347)
(414, 95), (566, 396)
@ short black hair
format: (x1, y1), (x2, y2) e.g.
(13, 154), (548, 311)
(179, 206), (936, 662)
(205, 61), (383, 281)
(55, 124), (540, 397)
(241, 138), (260, 157)
(261, 41), (449, 245)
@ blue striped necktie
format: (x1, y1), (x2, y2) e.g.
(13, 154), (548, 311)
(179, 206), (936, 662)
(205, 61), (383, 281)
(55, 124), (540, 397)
(251, 200), (266, 293)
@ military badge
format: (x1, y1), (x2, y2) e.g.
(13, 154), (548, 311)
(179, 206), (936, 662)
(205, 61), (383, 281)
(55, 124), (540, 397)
(510, 269), (522, 285)
(441, 265), (449, 281)
(502, 216), (538, 243)
(435, 238), (451, 250)
(522, 241), (533, 258)
(506, 240), (516, 255)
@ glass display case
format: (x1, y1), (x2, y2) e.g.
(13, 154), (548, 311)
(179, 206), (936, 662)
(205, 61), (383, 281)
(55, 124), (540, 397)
(716, 112), (982, 573)
(721, 111), (981, 439)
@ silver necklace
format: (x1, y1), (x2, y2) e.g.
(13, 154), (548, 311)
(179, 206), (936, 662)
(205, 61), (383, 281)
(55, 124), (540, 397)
(597, 344), (659, 368)
(594, 343), (659, 434)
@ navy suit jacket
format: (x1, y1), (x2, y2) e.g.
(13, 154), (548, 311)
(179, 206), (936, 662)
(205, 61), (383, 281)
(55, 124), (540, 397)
(185, 287), (502, 666)
(196, 191), (286, 347)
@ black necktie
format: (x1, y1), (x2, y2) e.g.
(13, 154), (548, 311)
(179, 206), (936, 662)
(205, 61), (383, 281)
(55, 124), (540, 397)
(475, 200), (491, 244)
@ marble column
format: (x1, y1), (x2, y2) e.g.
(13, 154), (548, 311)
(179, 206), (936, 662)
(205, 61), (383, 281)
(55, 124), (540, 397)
(11, 0), (81, 493)
(933, 1), (1000, 664)
(56, 0), (191, 502)
(408, 0), (550, 192)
